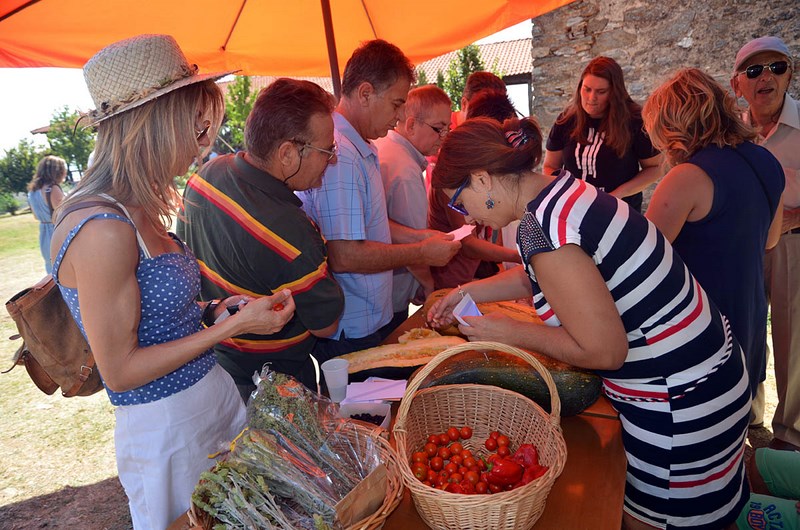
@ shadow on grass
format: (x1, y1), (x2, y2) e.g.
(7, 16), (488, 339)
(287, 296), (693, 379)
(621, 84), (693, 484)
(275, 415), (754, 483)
(0, 477), (131, 530)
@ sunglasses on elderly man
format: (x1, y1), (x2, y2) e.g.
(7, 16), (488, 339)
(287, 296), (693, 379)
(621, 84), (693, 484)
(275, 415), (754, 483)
(739, 60), (790, 80)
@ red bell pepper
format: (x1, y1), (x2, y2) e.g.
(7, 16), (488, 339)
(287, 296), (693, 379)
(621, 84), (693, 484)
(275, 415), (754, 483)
(510, 444), (549, 488)
(485, 457), (524, 486)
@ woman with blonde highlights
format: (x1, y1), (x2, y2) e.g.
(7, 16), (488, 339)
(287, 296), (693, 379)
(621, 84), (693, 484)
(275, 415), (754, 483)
(50, 35), (296, 529)
(27, 155), (67, 273)
(429, 115), (751, 529)
(543, 56), (662, 212)
(644, 67), (784, 407)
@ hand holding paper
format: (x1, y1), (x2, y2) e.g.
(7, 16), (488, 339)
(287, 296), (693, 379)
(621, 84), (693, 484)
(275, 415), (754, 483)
(453, 293), (483, 326)
(448, 224), (475, 241)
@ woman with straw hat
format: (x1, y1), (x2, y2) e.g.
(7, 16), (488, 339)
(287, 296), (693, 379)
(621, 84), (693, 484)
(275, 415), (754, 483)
(50, 34), (296, 529)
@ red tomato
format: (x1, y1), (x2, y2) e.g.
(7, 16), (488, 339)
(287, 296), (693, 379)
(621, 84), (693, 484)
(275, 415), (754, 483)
(468, 464), (481, 474)
(447, 427), (461, 441)
(435, 475), (448, 487)
(463, 456), (477, 468)
(460, 426), (473, 440)
(429, 456), (444, 471)
(411, 462), (428, 481)
(424, 442), (438, 458)
(438, 433), (450, 446)
(445, 462), (459, 474)
(427, 469), (438, 482)
(477, 458), (487, 470)
(437, 446), (452, 460)
(427, 434), (439, 445)
(488, 483), (503, 493)
(485, 437), (498, 451)
(489, 431), (500, 440)
(460, 449), (473, 460)
(497, 445), (511, 457)
(449, 442), (463, 455)
(412, 451), (428, 463)
(450, 454), (463, 466)
(449, 472), (463, 483)
(475, 481), (488, 494)
(459, 466), (469, 475)
(496, 434), (510, 448)
(464, 470), (480, 485)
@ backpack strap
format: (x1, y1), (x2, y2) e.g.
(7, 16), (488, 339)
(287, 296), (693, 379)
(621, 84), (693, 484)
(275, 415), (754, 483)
(45, 186), (53, 212)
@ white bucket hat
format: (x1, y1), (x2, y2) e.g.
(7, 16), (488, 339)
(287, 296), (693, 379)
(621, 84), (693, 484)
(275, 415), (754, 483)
(83, 34), (235, 126)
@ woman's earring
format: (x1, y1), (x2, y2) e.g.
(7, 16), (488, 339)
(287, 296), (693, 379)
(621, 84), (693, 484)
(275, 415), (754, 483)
(485, 193), (495, 209)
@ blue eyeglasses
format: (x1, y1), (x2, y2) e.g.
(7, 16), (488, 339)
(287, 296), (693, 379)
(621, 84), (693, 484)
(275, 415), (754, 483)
(448, 180), (469, 216)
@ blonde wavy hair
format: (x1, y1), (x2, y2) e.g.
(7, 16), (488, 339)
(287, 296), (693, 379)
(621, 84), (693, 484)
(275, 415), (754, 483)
(642, 68), (756, 166)
(60, 80), (224, 230)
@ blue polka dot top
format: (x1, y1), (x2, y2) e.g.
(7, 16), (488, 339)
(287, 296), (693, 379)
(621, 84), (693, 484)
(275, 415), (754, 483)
(52, 212), (215, 406)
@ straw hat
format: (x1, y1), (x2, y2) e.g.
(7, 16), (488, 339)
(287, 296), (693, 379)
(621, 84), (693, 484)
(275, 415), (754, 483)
(83, 34), (235, 125)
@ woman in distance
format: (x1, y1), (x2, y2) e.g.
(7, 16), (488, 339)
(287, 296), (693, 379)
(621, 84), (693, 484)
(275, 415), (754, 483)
(50, 34), (296, 529)
(543, 56), (662, 212)
(428, 116), (749, 529)
(28, 155), (67, 273)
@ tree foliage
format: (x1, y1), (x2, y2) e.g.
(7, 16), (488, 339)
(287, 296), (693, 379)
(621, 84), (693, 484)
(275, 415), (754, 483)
(440, 45), (485, 111)
(416, 69), (429, 86)
(220, 75), (257, 153)
(433, 44), (506, 111)
(46, 106), (95, 182)
(0, 139), (42, 194)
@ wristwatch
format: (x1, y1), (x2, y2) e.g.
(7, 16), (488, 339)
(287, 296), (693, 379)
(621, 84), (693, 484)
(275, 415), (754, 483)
(202, 299), (222, 327)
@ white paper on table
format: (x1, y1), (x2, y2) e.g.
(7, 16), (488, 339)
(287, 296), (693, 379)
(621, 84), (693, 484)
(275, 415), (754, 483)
(453, 293), (483, 326)
(341, 380), (407, 403)
(448, 224), (475, 241)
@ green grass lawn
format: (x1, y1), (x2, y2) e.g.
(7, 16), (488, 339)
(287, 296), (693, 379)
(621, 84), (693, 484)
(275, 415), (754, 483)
(0, 212), (118, 506)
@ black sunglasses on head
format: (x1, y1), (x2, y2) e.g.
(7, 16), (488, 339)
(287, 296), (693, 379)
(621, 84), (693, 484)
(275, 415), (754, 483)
(739, 60), (789, 80)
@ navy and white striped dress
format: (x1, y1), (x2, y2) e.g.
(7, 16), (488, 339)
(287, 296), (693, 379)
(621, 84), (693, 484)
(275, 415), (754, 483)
(518, 173), (750, 529)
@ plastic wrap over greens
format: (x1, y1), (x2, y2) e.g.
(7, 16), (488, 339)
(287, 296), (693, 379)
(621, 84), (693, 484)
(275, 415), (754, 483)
(192, 369), (384, 529)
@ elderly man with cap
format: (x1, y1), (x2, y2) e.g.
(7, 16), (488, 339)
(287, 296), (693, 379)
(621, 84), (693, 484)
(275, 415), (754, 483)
(178, 78), (345, 401)
(732, 36), (800, 452)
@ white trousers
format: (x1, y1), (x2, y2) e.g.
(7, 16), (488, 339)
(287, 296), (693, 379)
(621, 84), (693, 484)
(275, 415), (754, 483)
(114, 364), (246, 530)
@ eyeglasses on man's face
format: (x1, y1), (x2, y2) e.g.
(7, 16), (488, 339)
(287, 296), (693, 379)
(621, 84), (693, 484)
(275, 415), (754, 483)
(448, 179), (469, 216)
(418, 119), (450, 138)
(196, 120), (211, 141)
(293, 140), (338, 162)
(738, 60), (790, 80)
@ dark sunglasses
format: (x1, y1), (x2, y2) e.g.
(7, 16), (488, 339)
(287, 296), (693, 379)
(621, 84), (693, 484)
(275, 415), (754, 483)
(196, 120), (211, 141)
(739, 60), (789, 80)
(448, 179), (469, 216)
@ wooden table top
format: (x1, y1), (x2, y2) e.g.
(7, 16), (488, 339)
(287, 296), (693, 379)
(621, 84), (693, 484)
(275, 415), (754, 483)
(379, 309), (626, 529)
(171, 308), (626, 529)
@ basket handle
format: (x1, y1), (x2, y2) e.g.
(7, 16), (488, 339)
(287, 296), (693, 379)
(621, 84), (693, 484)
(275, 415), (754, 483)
(395, 341), (562, 431)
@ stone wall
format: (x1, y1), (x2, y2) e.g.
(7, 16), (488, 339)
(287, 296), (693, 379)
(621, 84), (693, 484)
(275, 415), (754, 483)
(530, 0), (800, 133)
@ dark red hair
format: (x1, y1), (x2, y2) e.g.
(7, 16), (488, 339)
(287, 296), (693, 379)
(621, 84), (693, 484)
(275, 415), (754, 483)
(431, 117), (543, 190)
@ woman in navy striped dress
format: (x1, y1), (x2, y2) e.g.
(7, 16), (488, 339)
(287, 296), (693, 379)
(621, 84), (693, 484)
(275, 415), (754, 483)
(427, 116), (750, 530)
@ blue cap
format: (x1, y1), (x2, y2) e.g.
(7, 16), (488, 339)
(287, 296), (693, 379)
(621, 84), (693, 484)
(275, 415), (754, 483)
(734, 36), (792, 72)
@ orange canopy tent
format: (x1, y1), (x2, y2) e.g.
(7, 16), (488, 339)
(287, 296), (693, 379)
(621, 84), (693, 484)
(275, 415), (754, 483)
(0, 0), (572, 95)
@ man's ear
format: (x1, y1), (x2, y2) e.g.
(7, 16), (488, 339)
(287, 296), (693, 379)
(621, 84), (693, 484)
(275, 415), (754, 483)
(277, 140), (299, 168)
(730, 76), (741, 97)
(356, 81), (375, 107)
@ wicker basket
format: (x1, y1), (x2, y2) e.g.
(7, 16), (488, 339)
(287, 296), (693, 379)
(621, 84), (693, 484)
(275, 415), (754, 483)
(393, 341), (567, 530)
(188, 420), (404, 530)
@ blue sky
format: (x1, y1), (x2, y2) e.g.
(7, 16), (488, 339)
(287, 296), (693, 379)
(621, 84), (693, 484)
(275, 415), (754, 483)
(0, 21), (531, 152)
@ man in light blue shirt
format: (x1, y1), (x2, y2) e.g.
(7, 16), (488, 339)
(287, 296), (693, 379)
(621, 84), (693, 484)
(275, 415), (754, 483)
(299, 40), (460, 358)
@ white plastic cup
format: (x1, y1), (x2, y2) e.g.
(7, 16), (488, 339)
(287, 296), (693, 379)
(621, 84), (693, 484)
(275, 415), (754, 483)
(320, 358), (349, 402)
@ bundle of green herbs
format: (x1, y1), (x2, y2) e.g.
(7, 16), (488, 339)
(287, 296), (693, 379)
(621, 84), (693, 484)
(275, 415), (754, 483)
(192, 369), (384, 529)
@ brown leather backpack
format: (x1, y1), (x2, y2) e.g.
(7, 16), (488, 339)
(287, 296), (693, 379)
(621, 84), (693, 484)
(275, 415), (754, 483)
(4, 199), (124, 397)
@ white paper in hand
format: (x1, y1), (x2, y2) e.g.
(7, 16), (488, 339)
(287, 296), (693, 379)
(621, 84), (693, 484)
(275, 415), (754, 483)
(448, 224), (474, 241)
(453, 293), (482, 326)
